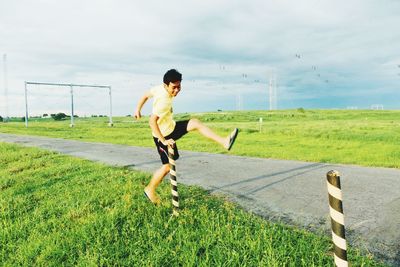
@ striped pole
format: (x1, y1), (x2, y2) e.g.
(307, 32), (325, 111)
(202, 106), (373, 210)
(326, 170), (348, 267)
(168, 145), (179, 216)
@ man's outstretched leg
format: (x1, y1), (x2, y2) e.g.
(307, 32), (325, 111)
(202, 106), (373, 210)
(144, 163), (170, 205)
(187, 118), (238, 150)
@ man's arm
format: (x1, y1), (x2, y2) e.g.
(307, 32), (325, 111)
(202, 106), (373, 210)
(134, 91), (152, 119)
(149, 114), (175, 147)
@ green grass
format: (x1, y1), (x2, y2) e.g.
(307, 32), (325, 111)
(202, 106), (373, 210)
(1, 109), (400, 168)
(0, 143), (385, 266)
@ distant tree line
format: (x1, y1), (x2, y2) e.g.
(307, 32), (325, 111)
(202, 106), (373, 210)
(1, 113), (110, 122)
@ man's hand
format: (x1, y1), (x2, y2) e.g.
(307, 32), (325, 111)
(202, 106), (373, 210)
(135, 91), (152, 120)
(162, 139), (175, 147)
(134, 110), (141, 120)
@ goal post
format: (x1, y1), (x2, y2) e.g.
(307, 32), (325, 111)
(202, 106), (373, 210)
(24, 81), (113, 128)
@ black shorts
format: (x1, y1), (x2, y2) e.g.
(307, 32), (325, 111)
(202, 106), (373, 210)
(153, 120), (189, 165)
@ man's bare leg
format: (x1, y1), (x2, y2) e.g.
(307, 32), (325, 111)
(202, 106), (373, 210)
(187, 118), (236, 149)
(144, 163), (170, 204)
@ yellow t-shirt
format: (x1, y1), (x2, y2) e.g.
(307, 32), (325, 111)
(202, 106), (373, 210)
(150, 85), (176, 137)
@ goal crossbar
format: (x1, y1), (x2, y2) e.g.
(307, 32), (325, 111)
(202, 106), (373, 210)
(26, 81), (111, 89)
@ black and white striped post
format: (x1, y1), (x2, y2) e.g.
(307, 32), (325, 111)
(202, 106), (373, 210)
(168, 145), (179, 216)
(326, 170), (348, 267)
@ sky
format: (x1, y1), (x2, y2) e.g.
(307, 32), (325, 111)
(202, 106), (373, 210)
(1, 0), (400, 117)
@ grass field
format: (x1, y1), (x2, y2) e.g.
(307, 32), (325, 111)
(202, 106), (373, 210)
(0, 143), (386, 266)
(1, 109), (400, 168)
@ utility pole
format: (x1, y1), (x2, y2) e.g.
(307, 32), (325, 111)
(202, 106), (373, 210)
(269, 71), (277, 110)
(237, 73), (247, 110)
(269, 76), (273, 110)
(3, 54), (9, 121)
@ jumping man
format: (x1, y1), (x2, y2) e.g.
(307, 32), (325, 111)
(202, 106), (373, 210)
(134, 69), (239, 204)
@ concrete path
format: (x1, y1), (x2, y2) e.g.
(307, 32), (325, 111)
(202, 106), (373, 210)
(0, 133), (399, 265)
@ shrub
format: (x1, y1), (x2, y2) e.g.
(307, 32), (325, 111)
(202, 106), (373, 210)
(51, 113), (68, 121)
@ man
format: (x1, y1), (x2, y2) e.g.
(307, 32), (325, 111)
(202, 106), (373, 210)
(135, 69), (238, 204)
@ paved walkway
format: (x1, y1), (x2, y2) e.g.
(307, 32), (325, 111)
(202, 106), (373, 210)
(0, 133), (399, 265)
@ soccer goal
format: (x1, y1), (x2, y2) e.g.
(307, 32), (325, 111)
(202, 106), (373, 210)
(24, 81), (113, 128)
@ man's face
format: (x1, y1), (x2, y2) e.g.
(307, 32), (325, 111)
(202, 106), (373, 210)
(165, 81), (181, 97)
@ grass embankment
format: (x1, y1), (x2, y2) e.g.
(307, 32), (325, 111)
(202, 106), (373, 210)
(0, 143), (385, 266)
(1, 109), (400, 168)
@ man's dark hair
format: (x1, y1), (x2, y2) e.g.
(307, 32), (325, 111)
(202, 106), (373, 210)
(163, 69), (182, 85)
